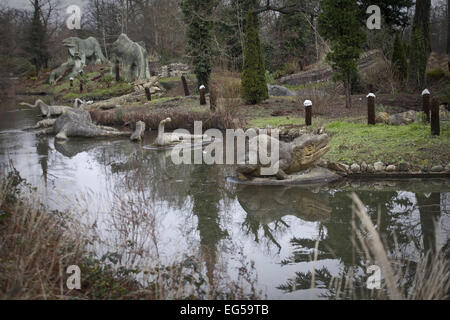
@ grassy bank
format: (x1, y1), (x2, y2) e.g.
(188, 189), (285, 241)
(324, 121), (450, 169)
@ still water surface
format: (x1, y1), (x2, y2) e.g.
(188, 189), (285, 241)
(1, 96), (449, 299)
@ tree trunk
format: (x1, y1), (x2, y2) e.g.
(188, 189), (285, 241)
(408, 0), (431, 89)
(448, 0), (450, 70)
(344, 77), (352, 109)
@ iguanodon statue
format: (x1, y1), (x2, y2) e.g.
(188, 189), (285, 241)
(236, 133), (330, 180)
(49, 37), (107, 84)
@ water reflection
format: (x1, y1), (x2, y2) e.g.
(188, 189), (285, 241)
(0, 99), (449, 299)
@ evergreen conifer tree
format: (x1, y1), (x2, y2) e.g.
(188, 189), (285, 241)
(241, 10), (268, 104)
(391, 33), (408, 82)
(318, 0), (366, 108)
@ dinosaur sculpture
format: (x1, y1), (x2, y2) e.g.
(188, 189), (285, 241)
(236, 133), (330, 180)
(154, 118), (209, 147)
(109, 34), (151, 82)
(20, 99), (92, 118)
(34, 108), (130, 140)
(49, 37), (107, 84)
(20, 99), (71, 118)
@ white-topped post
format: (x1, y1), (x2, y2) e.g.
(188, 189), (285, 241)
(304, 100), (312, 126)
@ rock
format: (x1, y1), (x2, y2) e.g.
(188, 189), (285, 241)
(159, 63), (191, 78)
(386, 165), (396, 172)
(446, 164), (450, 172)
(376, 110), (420, 125)
(317, 159), (328, 168)
(267, 84), (296, 97)
(350, 163), (361, 173)
(431, 165), (444, 172)
(375, 112), (389, 124)
(374, 162), (385, 172)
(367, 164), (375, 173)
(328, 162), (349, 173)
(360, 161), (368, 172)
(397, 162), (410, 172)
(130, 121), (146, 142)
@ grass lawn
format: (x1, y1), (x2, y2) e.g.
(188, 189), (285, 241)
(323, 121), (450, 169)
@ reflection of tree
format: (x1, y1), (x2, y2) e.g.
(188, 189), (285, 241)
(188, 165), (227, 287)
(279, 189), (444, 298)
(416, 193), (441, 253)
(36, 137), (49, 184)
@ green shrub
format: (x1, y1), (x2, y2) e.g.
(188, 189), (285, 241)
(426, 68), (447, 82)
(273, 61), (298, 79)
(102, 74), (114, 88)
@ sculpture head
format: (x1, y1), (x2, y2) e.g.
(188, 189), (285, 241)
(62, 37), (80, 57)
(291, 133), (330, 170)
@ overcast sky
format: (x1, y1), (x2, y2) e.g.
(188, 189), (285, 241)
(3, 0), (89, 10)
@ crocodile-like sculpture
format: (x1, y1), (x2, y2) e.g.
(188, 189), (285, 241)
(155, 117), (208, 146)
(236, 133), (330, 180)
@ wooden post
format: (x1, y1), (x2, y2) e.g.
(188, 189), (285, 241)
(209, 84), (217, 112)
(367, 93), (376, 125)
(115, 63), (120, 82)
(199, 85), (206, 105)
(304, 100), (312, 126)
(181, 75), (190, 96)
(430, 98), (440, 136)
(80, 82), (83, 93)
(145, 87), (152, 101)
(422, 89), (430, 122)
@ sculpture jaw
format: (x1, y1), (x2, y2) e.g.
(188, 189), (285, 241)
(292, 134), (330, 170)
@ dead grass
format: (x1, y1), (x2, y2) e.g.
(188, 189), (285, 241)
(324, 193), (450, 300)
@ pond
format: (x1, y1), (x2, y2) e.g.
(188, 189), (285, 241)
(1, 95), (449, 299)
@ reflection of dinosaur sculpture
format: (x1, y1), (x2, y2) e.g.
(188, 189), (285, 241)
(236, 185), (332, 250)
(236, 133), (330, 180)
(155, 118), (208, 146)
(49, 37), (106, 84)
(236, 185), (332, 224)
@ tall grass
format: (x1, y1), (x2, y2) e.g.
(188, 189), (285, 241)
(324, 193), (450, 300)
